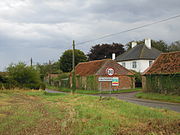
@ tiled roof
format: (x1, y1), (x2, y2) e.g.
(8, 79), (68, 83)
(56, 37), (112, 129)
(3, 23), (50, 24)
(75, 59), (134, 76)
(0, 72), (8, 76)
(116, 44), (162, 61)
(143, 51), (180, 75)
(75, 59), (108, 76)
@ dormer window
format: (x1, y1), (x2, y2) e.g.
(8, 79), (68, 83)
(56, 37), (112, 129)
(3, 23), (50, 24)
(149, 60), (153, 66)
(132, 61), (137, 68)
(122, 62), (126, 67)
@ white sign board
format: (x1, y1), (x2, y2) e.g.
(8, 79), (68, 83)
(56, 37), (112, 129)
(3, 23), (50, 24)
(98, 77), (112, 82)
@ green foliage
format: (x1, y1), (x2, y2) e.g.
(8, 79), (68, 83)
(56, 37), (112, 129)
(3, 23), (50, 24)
(7, 62), (42, 89)
(86, 75), (98, 90)
(145, 74), (180, 95)
(40, 82), (46, 90)
(131, 70), (142, 87)
(168, 40), (180, 52)
(126, 39), (168, 52)
(36, 61), (62, 81)
(87, 43), (125, 60)
(0, 72), (18, 89)
(59, 49), (87, 72)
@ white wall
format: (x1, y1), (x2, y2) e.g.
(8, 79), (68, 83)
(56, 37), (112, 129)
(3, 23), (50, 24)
(118, 60), (154, 72)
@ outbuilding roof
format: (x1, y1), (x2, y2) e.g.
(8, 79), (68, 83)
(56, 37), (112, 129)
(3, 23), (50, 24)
(143, 51), (180, 75)
(115, 44), (162, 62)
(75, 59), (134, 76)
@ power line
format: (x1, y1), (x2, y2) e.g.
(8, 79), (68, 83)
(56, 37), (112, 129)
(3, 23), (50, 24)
(76, 14), (180, 46)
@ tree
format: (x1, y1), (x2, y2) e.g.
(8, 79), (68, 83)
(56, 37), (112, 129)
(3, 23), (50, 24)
(59, 49), (87, 72)
(168, 40), (180, 52)
(126, 39), (169, 52)
(87, 43), (125, 61)
(36, 61), (62, 81)
(7, 62), (41, 89)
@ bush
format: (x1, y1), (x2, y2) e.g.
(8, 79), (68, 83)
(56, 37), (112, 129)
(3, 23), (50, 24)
(7, 62), (42, 90)
(131, 70), (142, 87)
(40, 83), (46, 90)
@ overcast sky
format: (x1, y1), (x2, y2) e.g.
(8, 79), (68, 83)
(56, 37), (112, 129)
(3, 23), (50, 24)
(0, 0), (180, 71)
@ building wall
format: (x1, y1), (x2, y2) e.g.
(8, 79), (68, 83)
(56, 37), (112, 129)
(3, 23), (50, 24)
(73, 75), (135, 91)
(118, 60), (154, 72)
(142, 75), (180, 95)
(98, 75), (135, 91)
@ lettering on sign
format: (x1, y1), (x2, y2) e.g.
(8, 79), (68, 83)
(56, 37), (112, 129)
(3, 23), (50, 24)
(106, 68), (114, 76)
(98, 77), (112, 82)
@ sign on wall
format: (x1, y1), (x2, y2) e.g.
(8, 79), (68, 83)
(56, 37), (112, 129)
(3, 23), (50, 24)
(106, 68), (114, 76)
(112, 77), (119, 86)
(98, 77), (112, 82)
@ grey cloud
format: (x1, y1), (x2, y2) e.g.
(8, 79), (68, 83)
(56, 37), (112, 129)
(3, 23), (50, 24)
(0, 0), (180, 70)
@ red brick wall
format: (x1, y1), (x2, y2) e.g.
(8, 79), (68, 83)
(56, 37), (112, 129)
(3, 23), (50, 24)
(97, 75), (135, 91)
(70, 75), (135, 91)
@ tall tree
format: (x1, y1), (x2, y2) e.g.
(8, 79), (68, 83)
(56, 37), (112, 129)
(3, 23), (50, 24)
(36, 61), (62, 81)
(59, 49), (87, 72)
(126, 39), (169, 52)
(87, 43), (125, 61)
(168, 40), (180, 52)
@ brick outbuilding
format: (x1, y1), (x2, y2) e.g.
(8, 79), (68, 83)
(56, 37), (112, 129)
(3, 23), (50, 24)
(70, 59), (135, 91)
(142, 51), (180, 95)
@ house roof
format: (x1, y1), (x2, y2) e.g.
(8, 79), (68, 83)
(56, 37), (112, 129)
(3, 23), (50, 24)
(75, 59), (134, 76)
(0, 72), (8, 76)
(115, 44), (162, 62)
(143, 51), (180, 75)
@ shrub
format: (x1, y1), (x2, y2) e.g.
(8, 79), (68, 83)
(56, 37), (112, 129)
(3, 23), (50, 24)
(7, 62), (42, 89)
(40, 83), (46, 90)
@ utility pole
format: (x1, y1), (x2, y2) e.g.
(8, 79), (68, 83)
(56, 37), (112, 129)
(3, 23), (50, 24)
(72, 40), (76, 93)
(30, 58), (33, 67)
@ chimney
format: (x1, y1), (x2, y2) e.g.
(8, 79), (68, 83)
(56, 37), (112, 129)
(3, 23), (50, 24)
(131, 42), (137, 48)
(112, 53), (115, 60)
(145, 38), (151, 49)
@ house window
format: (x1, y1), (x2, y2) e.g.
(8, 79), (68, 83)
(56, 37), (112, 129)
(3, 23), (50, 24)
(122, 62), (126, 67)
(149, 60), (153, 66)
(132, 61), (137, 68)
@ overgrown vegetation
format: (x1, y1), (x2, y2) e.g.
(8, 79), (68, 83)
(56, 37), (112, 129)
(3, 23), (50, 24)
(136, 92), (180, 103)
(0, 90), (179, 135)
(0, 62), (45, 90)
(144, 74), (180, 95)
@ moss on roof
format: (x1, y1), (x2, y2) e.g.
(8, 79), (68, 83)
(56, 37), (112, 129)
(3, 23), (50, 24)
(143, 51), (180, 75)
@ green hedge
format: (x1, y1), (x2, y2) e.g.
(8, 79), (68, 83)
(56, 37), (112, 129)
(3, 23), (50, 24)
(145, 74), (180, 95)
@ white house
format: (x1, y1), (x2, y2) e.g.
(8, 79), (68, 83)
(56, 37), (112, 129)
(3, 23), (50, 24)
(115, 38), (162, 73)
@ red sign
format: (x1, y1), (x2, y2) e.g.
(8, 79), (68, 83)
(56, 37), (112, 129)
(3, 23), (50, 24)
(106, 68), (114, 76)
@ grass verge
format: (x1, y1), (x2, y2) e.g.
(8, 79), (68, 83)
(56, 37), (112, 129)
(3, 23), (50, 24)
(0, 90), (179, 135)
(47, 85), (142, 94)
(136, 92), (180, 103)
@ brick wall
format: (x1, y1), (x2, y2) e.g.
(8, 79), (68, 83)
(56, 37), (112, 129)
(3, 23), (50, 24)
(98, 75), (135, 91)
(71, 75), (135, 91)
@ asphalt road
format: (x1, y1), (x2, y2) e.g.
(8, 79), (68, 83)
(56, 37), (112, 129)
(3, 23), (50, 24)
(45, 89), (180, 113)
(99, 92), (180, 112)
